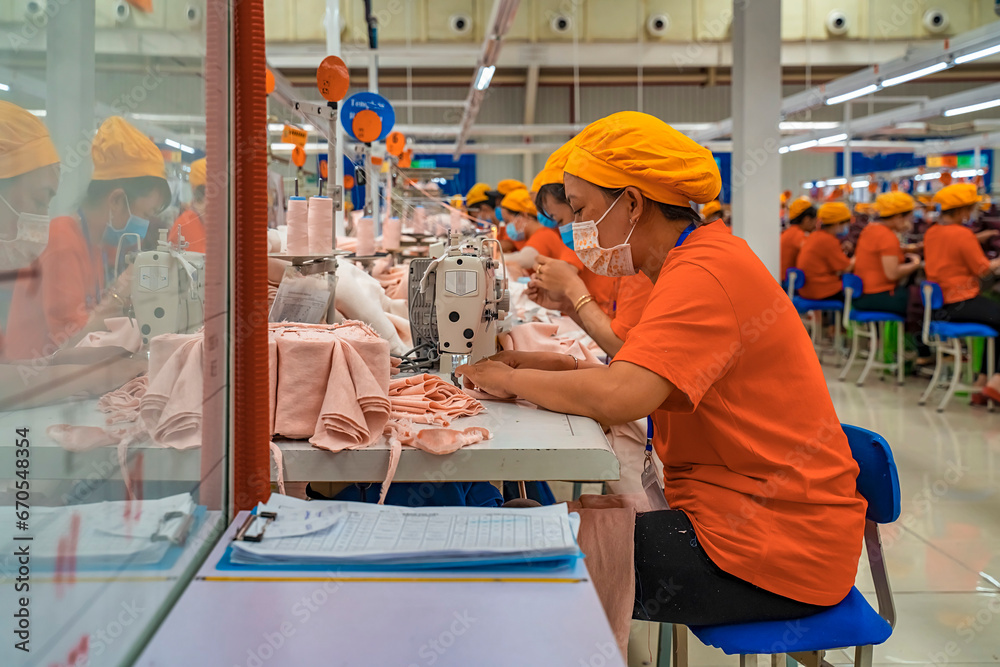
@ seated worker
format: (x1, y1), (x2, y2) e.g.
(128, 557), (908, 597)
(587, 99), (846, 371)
(465, 182), (497, 226)
(501, 187), (581, 271)
(493, 179), (528, 253)
(458, 111), (866, 626)
(796, 201), (855, 301)
(0, 102), (145, 406)
(782, 197), (815, 277)
(169, 158), (207, 252)
(6, 116), (170, 360)
(924, 183), (1000, 400)
(852, 192), (921, 315)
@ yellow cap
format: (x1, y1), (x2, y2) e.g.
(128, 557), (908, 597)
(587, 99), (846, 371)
(466, 182), (492, 207)
(500, 188), (537, 217)
(981, 195), (993, 211)
(189, 158), (207, 188)
(875, 192), (915, 218)
(702, 200), (722, 219)
(0, 101), (59, 179)
(788, 197), (813, 221)
(450, 195), (464, 209)
(933, 183), (980, 212)
(564, 111), (720, 207)
(497, 179), (526, 196)
(92, 116), (167, 181)
(818, 202), (852, 226)
(531, 140), (576, 192)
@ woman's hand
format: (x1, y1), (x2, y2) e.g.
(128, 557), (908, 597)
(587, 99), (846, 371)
(456, 360), (517, 399)
(532, 256), (582, 300)
(491, 350), (576, 372)
(976, 229), (999, 243)
(526, 282), (571, 311)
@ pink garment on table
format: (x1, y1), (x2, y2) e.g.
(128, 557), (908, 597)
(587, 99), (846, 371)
(273, 327), (336, 439)
(97, 375), (148, 417)
(499, 322), (601, 364)
(148, 333), (199, 383)
(46, 425), (118, 452)
(139, 333), (203, 450)
(388, 373), (485, 426)
(74, 317), (142, 353)
(385, 312), (412, 348)
(268, 332), (278, 435)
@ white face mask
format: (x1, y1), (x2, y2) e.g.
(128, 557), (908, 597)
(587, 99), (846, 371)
(0, 194), (50, 271)
(572, 192), (638, 277)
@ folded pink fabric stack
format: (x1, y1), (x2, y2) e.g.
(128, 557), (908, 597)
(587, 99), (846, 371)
(97, 375), (148, 417)
(388, 373), (486, 426)
(139, 332), (204, 450)
(273, 327), (336, 439)
(75, 317), (142, 353)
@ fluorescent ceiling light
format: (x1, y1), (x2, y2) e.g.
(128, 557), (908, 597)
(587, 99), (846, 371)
(803, 182), (814, 189)
(954, 44), (1000, 65)
(475, 65), (495, 91)
(852, 180), (870, 188)
(943, 99), (1000, 117)
(164, 139), (181, 149)
(179, 143), (195, 154)
(826, 85), (879, 106)
(270, 142), (329, 151)
(780, 121), (840, 131)
(952, 168), (985, 178)
(789, 139), (819, 152)
(778, 146), (790, 154)
(0, 83), (9, 92)
(818, 133), (848, 145)
(826, 178), (848, 186)
(881, 62), (949, 88)
(816, 181), (826, 187)
(268, 123), (315, 132)
(915, 172), (941, 181)
(29, 109), (45, 117)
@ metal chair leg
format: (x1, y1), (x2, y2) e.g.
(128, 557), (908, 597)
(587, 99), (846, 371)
(920, 341), (944, 406)
(834, 311), (843, 365)
(810, 311), (820, 346)
(897, 322), (905, 385)
(839, 321), (861, 381)
(858, 322), (878, 386)
(938, 338), (963, 412)
(672, 624), (688, 667)
(740, 655), (760, 667)
(854, 644), (874, 667)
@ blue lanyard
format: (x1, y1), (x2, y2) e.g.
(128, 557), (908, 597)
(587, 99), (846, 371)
(675, 223), (696, 248)
(645, 416), (654, 455)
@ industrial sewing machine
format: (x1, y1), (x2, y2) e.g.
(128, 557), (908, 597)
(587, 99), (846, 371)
(130, 229), (206, 347)
(409, 232), (509, 372)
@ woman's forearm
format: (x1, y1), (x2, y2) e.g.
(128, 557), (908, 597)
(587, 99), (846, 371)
(562, 278), (624, 357)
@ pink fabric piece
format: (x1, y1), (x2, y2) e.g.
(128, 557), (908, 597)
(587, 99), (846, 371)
(273, 328), (336, 439)
(309, 340), (391, 451)
(388, 374), (485, 425)
(336, 236), (358, 253)
(47, 425), (118, 451)
(148, 333), (199, 383)
(139, 334), (204, 450)
(499, 322), (601, 364)
(75, 317), (142, 353)
(269, 441), (286, 496)
(385, 313), (412, 348)
(97, 375), (148, 418)
(268, 257), (291, 284)
(268, 332), (278, 435)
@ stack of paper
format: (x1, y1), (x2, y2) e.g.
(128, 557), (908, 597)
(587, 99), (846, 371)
(230, 494), (582, 568)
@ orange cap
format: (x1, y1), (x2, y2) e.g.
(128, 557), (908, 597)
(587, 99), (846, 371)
(818, 202), (851, 226)
(531, 140), (576, 192)
(933, 183), (980, 212)
(91, 116), (166, 181)
(702, 200), (722, 219)
(0, 101), (59, 179)
(500, 188), (537, 217)
(788, 197), (813, 220)
(188, 158), (206, 188)
(875, 192), (915, 218)
(497, 179), (526, 196)
(466, 182), (493, 207)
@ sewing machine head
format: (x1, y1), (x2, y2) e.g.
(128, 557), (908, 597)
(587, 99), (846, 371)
(409, 232), (509, 369)
(130, 229), (206, 347)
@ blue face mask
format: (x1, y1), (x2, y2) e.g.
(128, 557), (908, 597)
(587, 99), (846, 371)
(506, 221), (525, 242)
(537, 210), (558, 229)
(835, 226), (850, 240)
(103, 195), (150, 246)
(559, 222), (574, 249)
(495, 206), (504, 224)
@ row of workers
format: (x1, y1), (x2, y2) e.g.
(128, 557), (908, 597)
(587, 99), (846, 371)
(455, 111), (867, 627)
(785, 185), (1000, 399)
(0, 101), (203, 403)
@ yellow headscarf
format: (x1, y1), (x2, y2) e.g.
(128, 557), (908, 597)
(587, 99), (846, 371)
(702, 200), (722, 219)
(932, 183), (980, 212)
(788, 197), (813, 221)
(875, 192), (915, 218)
(189, 158), (207, 188)
(500, 188), (537, 217)
(92, 116), (167, 181)
(465, 182), (493, 207)
(818, 202), (852, 226)
(0, 101), (59, 179)
(497, 179), (526, 196)
(531, 140), (576, 192)
(564, 111), (720, 207)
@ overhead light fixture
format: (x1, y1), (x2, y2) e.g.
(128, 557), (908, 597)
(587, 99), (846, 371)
(778, 146), (790, 154)
(852, 179), (870, 188)
(915, 172), (941, 181)
(475, 65), (495, 91)
(780, 121), (841, 131)
(789, 139), (819, 152)
(0, 83), (9, 92)
(818, 133), (849, 145)
(268, 122), (315, 132)
(165, 138), (196, 154)
(826, 84), (879, 106)
(952, 168), (986, 178)
(954, 43), (1000, 65)
(29, 109), (46, 117)
(943, 99), (1000, 117)
(803, 181), (814, 189)
(826, 178), (848, 186)
(881, 62), (949, 88)
(816, 181), (827, 187)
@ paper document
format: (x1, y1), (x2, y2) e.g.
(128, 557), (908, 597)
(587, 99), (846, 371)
(231, 495), (581, 567)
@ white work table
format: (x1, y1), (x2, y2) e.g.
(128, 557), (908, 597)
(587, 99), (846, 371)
(273, 397), (620, 484)
(135, 511), (626, 667)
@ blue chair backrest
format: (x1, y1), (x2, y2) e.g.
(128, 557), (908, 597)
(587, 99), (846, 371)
(920, 281), (944, 310)
(842, 424), (901, 524)
(785, 267), (805, 291)
(842, 273), (863, 297)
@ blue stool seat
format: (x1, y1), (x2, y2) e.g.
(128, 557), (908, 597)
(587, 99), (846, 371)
(688, 587), (892, 655)
(850, 310), (904, 323)
(929, 322), (999, 339)
(793, 297), (843, 312)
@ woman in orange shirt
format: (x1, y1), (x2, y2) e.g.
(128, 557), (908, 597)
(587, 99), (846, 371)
(796, 202), (856, 300)
(169, 157), (207, 253)
(852, 192), (922, 315)
(459, 112), (866, 626)
(781, 197), (815, 277)
(924, 183), (1000, 398)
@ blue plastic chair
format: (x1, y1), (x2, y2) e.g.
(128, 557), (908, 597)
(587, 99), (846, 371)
(839, 274), (905, 387)
(786, 268), (843, 355)
(918, 281), (997, 412)
(675, 425), (900, 667)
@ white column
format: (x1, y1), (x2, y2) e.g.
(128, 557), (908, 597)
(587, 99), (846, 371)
(844, 103), (853, 198)
(730, 0), (781, 278)
(325, 0), (345, 237)
(47, 1), (95, 217)
(522, 64), (540, 184)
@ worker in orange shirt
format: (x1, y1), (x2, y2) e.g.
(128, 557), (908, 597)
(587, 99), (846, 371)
(6, 116), (170, 360)
(169, 157), (206, 252)
(781, 197), (815, 278)
(459, 112), (866, 626)
(852, 192), (921, 315)
(924, 183), (1000, 400)
(491, 179), (528, 253)
(500, 188), (581, 270)
(796, 202), (855, 301)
